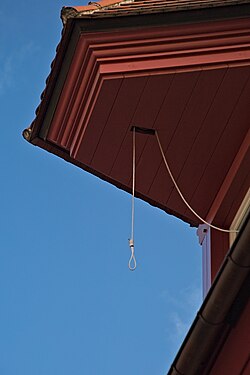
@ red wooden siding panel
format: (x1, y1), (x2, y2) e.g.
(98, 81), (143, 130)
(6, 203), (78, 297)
(204, 83), (250, 225)
(216, 150), (250, 228)
(210, 229), (229, 280)
(164, 67), (228, 220)
(72, 77), (124, 164)
(134, 71), (199, 198)
(183, 65), (250, 223)
(90, 76), (148, 174)
(109, 73), (175, 186)
(145, 70), (200, 205)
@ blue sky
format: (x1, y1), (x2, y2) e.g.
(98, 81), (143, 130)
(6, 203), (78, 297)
(0, 1), (201, 374)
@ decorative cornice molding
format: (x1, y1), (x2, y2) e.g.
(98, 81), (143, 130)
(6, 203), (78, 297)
(45, 18), (250, 160)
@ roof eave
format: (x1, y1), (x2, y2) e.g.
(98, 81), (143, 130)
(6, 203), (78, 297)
(23, 3), (250, 229)
(61, 0), (250, 25)
(25, 1), (250, 143)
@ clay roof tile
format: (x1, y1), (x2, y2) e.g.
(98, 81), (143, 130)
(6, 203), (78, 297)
(61, 0), (250, 23)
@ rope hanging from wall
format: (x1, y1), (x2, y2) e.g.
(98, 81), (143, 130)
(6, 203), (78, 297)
(128, 127), (137, 271)
(155, 130), (239, 234)
(127, 126), (238, 270)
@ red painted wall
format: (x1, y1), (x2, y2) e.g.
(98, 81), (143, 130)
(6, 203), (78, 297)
(210, 229), (229, 282)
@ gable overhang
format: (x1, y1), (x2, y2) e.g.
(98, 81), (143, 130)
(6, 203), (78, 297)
(23, 4), (250, 228)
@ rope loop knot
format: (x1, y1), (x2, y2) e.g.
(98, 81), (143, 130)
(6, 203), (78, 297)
(128, 239), (136, 271)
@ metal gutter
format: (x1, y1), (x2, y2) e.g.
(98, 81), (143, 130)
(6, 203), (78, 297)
(167, 210), (250, 375)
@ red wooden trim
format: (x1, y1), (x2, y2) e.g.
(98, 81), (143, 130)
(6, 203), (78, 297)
(210, 229), (229, 281)
(47, 17), (250, 159)
(206, 128), (250, 224)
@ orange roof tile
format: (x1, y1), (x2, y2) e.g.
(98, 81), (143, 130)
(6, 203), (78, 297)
(62, 0), (250, 23)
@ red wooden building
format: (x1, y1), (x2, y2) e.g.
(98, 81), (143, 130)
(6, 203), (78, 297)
(23, 1), (250, 374)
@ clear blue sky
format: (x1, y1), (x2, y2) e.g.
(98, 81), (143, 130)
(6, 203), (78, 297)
(0, 1), (202, 374)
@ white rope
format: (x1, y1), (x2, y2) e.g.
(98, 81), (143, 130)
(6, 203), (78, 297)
(155, 131), (239, 234)
(128, 127), (137, 270)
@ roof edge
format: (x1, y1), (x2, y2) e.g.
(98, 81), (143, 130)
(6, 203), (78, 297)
(61, 7), (79, 24)
(22, 134), (199, 227)
(61, 0), (250, 24)
(167, 211), (250, 374)
(61, 0), (126, 24)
